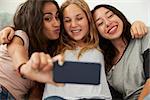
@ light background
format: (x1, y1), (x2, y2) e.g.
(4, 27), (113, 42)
(0, 0), (149, 28)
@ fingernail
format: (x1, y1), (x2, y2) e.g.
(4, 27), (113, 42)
(58, 60), (64, 66)
(48, 59), (53, 65)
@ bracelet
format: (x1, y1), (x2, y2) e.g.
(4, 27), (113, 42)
(16, 62), (26, 79)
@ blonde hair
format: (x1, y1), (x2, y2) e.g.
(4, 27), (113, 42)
(58, 0), (99, 58)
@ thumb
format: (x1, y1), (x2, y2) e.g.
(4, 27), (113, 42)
(52, 54), (64, 66)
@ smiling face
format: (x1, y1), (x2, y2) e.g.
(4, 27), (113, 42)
(93, 7), (123, 40)
(42, 2), (60, 40)
(63, 4), (89, 43)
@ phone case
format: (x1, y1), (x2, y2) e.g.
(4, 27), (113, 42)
(53, 61), (101, 85)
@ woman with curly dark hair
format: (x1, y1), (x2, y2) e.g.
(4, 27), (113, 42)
(0, 0), (62, 99)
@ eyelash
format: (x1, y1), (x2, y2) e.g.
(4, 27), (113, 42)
(77, 17), (83, 20)
(97, 22), (103, 27)
(44, 17), (52, 21)
(64, 17), (83, 23)
(108, 14), (114, 18)
(64, 19), (71, 23)
(44, 15), (59, 22)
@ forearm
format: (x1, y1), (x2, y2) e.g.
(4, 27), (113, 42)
(138, 78), (150, 100)
(7, 36), (28, 69)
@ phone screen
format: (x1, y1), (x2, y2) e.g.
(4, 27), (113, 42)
(53, 61), (101, 85)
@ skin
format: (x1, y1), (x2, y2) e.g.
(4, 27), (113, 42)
(93, 6), (149, 99)
(63, 4), (89, 45)
(93, 7), (127, 63)
(93, 7), (123, 41)
(7, 2), (62, 84)
(138, 78), (150, 100)
(42, 2), (60, 40)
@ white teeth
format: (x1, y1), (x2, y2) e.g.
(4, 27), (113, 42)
(71, 29), (81, 33)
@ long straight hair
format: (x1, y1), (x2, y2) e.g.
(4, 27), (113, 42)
(92, 4), (132, 72)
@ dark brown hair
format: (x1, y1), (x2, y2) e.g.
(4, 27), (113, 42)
(13, 0), (61, 56)
(92, 4), (132, 73)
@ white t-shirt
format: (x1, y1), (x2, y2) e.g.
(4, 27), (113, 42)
(43, 47), (112, 100)
(107, 28), (150, 99)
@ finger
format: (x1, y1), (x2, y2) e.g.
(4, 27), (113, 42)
(136, 25), (143, 38)
(52, 54), (64, 66)
(47, 54), (53, 66)
(130, 29), (135, 39)
(144, 27), (148, 33)
(39, 53), (53, 72)
(30, 52), (40, 70)
(8, 28), (15, 40)
(131, 26), (138, 38)
(1, 32), (10, 44)
(39, 52), (48, 70)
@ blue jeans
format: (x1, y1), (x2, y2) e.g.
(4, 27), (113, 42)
(0, 85), (15, 100)
(44, 96), (65, 100)
(44, 96), (105, 100)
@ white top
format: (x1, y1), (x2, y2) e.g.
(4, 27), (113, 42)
(43, 47), (112, 100)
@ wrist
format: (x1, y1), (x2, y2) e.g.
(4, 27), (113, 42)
(16, 62), (26, 79)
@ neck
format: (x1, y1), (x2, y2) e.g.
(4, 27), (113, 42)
(111, 37), (127, 53)
(111, 38), (127, 64)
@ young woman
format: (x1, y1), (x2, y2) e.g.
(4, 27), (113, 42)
(42, 0), (111, 99)
(92, 4), (149, 100)
(0, 0), (62, 99)
(0, 0), (148, 99)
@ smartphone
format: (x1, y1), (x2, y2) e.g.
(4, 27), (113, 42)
(53, 61), (101, 85)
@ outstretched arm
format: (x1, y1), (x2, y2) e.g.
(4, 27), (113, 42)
(7, 32), (63, 84)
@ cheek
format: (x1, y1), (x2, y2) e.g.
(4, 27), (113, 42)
(64, 23), (70, 33)
(43, 21), (52, 30)
(98, 27), (106, 37)
(97, 26), (104, 34)
(82, 21), (89, 33)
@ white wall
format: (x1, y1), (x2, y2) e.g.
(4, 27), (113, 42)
(0, 0), (149, 26)
(57, 0), (150, 26)
(0, 0), (26, 14)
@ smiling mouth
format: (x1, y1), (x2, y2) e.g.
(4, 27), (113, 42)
(107, 25), (118, 34)
(71, 29), (81, 33)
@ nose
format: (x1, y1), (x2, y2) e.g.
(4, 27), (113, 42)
(71, 20), (77, 28)
(105, 18), (111, 27)
(53, 18), (60, 27)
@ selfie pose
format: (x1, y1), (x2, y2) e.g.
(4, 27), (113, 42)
(0, 0), (62, 99)
(43, 0), (111, 99)
(0, 0), (148, 100)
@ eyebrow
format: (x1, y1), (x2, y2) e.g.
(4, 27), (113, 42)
(64, 13), (82, 19)
(76, 13), (82, 17)
(105, 10), (110, 14)
(43, 11), (59, 16)
(95, 10), (110, 23)
(95, 17), (101, 23)
(43, 12), (52, 15)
